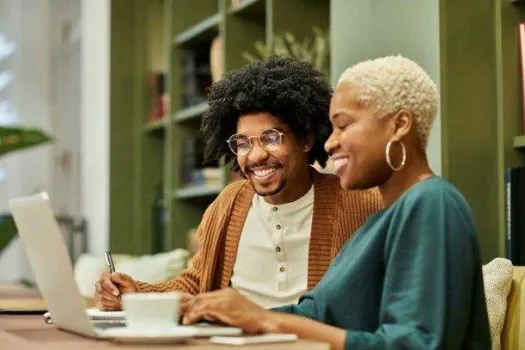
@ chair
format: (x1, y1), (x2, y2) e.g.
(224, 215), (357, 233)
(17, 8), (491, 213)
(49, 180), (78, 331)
(501, 266), (525, 349)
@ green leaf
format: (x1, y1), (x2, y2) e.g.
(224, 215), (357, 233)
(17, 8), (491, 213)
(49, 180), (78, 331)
(241, 26), (331, 79)
(0, 214), (17, 254)
(0, 126), (53, 158)
(241, 53), (256, 63)
(18, 278), (35, 289)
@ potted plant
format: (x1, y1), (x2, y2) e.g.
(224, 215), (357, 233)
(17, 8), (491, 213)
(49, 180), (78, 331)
(241, 26), (330, 79)
(0, 126), (53, 254)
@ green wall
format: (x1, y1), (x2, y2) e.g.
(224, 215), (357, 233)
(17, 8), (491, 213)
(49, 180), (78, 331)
(330, 0), (441, 174)
(439, 0), (501, 262)
(109, 0), (164, 254)
(440, 0), (525, 262)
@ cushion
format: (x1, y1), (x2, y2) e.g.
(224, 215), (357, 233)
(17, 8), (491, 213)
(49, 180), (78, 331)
(74, 254), (106, 297)
(74, 249), (189, 297)
(116, 249), (188, 283)
(482, 258), (513, 350)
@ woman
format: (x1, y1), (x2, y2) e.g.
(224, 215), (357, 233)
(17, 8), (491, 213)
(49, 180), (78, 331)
(183, 55), (491, 349)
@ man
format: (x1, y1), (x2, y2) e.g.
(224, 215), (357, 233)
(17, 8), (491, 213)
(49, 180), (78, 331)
(95, 57), (382, 311)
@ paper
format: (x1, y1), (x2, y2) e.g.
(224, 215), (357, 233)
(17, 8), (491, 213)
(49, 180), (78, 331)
(86, 307), (125, 320)
(43, 307), (126, 324)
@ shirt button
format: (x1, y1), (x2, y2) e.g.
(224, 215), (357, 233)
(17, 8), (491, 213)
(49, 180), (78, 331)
(279, 266), (285, 272)
(276, 224), (281, 230)
(272, 207), (278, 212)
(275, 246), (281, 252)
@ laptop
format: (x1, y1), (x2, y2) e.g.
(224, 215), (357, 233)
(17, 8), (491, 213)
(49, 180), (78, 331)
(8, 192), (242, 339)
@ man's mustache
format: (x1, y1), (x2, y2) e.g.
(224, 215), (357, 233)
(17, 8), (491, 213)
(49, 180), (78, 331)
(244, 162), (283, 172)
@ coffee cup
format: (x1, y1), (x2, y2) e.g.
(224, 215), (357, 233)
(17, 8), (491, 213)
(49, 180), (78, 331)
(121, 292), (181, 330)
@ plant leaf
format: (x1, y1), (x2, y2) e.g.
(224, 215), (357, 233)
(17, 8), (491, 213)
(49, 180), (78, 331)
(0, 214), (17, 254)
(0, 126), (53, 158)
(241, 26), (331, 79)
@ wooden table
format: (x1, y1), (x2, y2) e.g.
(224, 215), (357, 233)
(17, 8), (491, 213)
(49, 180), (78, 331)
(0, 315), (329, 349)
(0, 283), (328, 350)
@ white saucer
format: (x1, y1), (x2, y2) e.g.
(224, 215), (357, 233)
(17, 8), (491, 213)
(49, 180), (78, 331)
(104, 326), (198, 344)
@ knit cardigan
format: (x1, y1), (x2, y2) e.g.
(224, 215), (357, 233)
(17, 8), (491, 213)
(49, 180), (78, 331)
(136, 171), (382, 294)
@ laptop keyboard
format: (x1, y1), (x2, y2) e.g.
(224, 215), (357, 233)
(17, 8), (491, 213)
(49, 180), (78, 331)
(93, 321), (126, 329)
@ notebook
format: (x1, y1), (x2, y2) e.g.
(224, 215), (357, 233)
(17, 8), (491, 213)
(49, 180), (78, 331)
(44, 307), (125, 324)
(0, 297), (48, 314)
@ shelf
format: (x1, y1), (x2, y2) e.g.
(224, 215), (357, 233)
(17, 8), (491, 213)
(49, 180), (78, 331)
(173, 102), (208, 123)
(173, 13), (222, 47)
(173, 184), (222, 199)
(229, 0), (265, 19)
(144, 118), (167, 133)
(514, 135), (525, 149)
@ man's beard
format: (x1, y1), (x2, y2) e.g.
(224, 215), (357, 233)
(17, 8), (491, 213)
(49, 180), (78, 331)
(242, 161), (285, 197)
(250, 178), (286, 197)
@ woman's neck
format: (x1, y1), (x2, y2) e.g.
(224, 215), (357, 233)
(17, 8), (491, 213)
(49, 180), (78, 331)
(379, 155), (434, 208)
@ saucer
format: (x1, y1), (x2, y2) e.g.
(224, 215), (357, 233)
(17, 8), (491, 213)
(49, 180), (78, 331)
(104, 326), (198, 344)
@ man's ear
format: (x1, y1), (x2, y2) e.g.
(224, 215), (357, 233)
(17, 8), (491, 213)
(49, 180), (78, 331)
(303, 134), (315, 153)
(391, 109), (413, 142)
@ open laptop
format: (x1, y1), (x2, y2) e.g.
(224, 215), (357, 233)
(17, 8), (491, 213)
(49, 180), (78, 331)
(8, 192), (242, 339)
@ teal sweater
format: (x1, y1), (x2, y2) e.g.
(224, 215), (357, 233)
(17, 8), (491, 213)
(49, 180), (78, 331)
(275, 176), (491, 349)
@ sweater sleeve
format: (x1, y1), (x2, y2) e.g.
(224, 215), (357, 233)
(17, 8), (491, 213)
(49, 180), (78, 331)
(344, 187), (490, 349)
(271, 294), (318, 320)
(134, 199), (221, 294)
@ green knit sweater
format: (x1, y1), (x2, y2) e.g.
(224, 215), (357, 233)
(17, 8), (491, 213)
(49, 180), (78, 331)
(275, 176), (491, 349)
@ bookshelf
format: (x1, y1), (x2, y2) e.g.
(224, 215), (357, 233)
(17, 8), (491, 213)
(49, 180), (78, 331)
(144, 118), (167, 134)
(108, 0), (329, 254)
(514, 135), (525, 149)
(173, 102), (209, 123)
(163, 0), (329, 250)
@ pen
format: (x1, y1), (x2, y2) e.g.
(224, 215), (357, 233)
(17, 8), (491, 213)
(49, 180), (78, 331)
(104, 250), (115, 273)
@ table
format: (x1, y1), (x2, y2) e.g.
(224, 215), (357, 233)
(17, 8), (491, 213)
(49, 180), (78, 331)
(0, 315), (329, 349)
(0, 283), (328, 350)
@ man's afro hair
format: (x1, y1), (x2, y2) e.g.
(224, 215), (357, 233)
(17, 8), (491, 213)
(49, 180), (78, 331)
(201, 56), (333, 172)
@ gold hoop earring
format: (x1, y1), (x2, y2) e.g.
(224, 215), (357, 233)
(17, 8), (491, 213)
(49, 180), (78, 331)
(385, 140), (406, 171)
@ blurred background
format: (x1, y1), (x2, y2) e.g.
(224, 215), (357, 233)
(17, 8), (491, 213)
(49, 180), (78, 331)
(0, 0), (524, 298)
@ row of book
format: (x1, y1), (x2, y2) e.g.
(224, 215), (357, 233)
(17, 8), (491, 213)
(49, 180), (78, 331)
(505, 166), (525, 265)
(145, 46), (212, 124)
(181, 136), (221, 187)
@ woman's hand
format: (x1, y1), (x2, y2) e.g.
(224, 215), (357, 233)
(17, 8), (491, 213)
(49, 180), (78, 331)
(182, 288), (275, 334)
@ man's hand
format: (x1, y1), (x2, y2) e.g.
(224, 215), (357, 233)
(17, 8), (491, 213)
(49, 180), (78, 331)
(95, 271), (137, 311)
(182, 288), (275, 334)
(180, 292), (196, 315)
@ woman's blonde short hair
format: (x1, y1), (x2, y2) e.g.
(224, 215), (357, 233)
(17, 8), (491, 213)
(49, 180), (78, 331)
(337, 55), (439, 149)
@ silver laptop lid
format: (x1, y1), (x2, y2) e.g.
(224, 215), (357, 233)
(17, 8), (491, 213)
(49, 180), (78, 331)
(8, 192), (98, 338)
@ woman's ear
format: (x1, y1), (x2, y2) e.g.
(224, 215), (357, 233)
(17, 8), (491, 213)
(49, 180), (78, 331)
(391, 109), (413, 141)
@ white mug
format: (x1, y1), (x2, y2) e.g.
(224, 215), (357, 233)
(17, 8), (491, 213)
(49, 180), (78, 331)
(122, 292), (181, 330)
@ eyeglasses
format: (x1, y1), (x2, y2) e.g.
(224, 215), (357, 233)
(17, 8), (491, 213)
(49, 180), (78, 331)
(226, 128), (291, 156)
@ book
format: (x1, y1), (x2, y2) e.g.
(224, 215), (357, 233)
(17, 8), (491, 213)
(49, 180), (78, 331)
(505, 166), (525, 265)
(43, 307), (125, 324)
(146, 72), (166, 123)
(519, 22), (525, 133)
